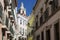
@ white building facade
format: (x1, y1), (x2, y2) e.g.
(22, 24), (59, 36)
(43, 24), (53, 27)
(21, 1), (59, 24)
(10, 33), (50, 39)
(17, 2), (28, 40)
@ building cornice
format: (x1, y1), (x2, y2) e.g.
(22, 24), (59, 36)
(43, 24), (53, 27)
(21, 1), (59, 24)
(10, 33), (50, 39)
(33, 0), (41, 11)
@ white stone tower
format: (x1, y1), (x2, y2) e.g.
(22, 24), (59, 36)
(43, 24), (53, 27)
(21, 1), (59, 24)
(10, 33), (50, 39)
(17, 2), (28, 40)
(20, 2), (26, 16)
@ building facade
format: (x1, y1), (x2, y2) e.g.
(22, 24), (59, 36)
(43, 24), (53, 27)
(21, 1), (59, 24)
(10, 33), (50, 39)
(17, 2), (28, 40)
(27, 11), (35, 40)
(0, 0), (17, 40)
(33, 0), (60, 40)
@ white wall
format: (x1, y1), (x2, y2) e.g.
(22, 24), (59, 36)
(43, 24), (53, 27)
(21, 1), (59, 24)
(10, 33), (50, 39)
(17, 14), (28, 38)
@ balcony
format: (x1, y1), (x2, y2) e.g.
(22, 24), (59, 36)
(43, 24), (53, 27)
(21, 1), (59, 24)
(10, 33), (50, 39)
(49, 0), (60, 19)
(2, 25), (8, 37)
(10, 15), (13, 20)
(7, 6), (11, 12)
(50, 0), (58, 14)
(11, 19), (14, 23)
(40, 8), (49, 26)
(6, 31), (13, 39)
(2, 25), (8, 31)
(6, 31), (11, 39)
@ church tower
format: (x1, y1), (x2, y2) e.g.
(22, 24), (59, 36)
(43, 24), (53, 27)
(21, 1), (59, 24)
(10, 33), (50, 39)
(20, 2), (26, 16)
(17, 2), (28, 40)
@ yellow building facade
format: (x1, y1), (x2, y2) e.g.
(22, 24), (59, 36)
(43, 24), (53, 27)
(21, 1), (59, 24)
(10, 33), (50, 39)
(27, 12), (35, 40)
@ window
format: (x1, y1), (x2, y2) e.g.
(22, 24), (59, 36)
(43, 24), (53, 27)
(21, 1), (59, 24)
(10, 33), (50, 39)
(20, 19), (22, 24)
(24, 30), (27, 36)
(40, 7), (43, 13)
(23, 21), (24, 25)
(2, 29), (5, 36)
(31, 30), (33, 34)
(4, 0), (8, 10)
(41, 32), (44, 40)
(36, 35), (40, 40)
(23, 20), (26, 25)
(53, 0), (58, 8)
(25, 38), (26, 40)
(54, 22), (59, 40)
(18, 37), (21, 40)
(15, 39), (16, 40)
(36, 15), (38, 22)
(20, 27), (22, 34)
(51, 0), (58, 13)
(23, 11), (24, 14)
(40, 15), (43, 25)
(36, 22), (38, 30)
(8, 11), (11, 17)
(35, 15), (38, 30)
(36, 15), (38, 17)
(20, 27), (23, 35)
(5, 16), (8, 27)
(22, 28), (24, 36)
(45, 0), (49, 6)
(21, 11), (24, 15)
(44, 7), (49, 20)
(20, 28), (24, 35)
(46, 29), (50, 40)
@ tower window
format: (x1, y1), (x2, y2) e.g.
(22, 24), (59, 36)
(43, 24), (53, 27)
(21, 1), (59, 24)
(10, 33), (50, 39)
(20, 19), (22, 24)
(23, 11), (24, 14)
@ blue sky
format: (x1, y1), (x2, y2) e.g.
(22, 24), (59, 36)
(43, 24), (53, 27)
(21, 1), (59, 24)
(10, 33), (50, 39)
(17, 0), (37, 16)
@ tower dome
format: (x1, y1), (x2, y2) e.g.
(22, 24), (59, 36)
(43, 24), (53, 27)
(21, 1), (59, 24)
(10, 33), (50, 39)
(20, 2), (24, 10)
(20, 2), (26, 16)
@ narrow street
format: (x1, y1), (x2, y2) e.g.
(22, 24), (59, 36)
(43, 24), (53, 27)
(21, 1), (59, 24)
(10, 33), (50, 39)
(0, 0), (60, 40)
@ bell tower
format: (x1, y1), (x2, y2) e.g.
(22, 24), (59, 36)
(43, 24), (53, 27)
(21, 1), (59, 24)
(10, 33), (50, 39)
(20, 2), (26, 16)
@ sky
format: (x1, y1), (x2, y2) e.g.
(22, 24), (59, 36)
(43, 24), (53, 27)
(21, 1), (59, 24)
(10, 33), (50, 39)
(17, 0), (37, 16)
